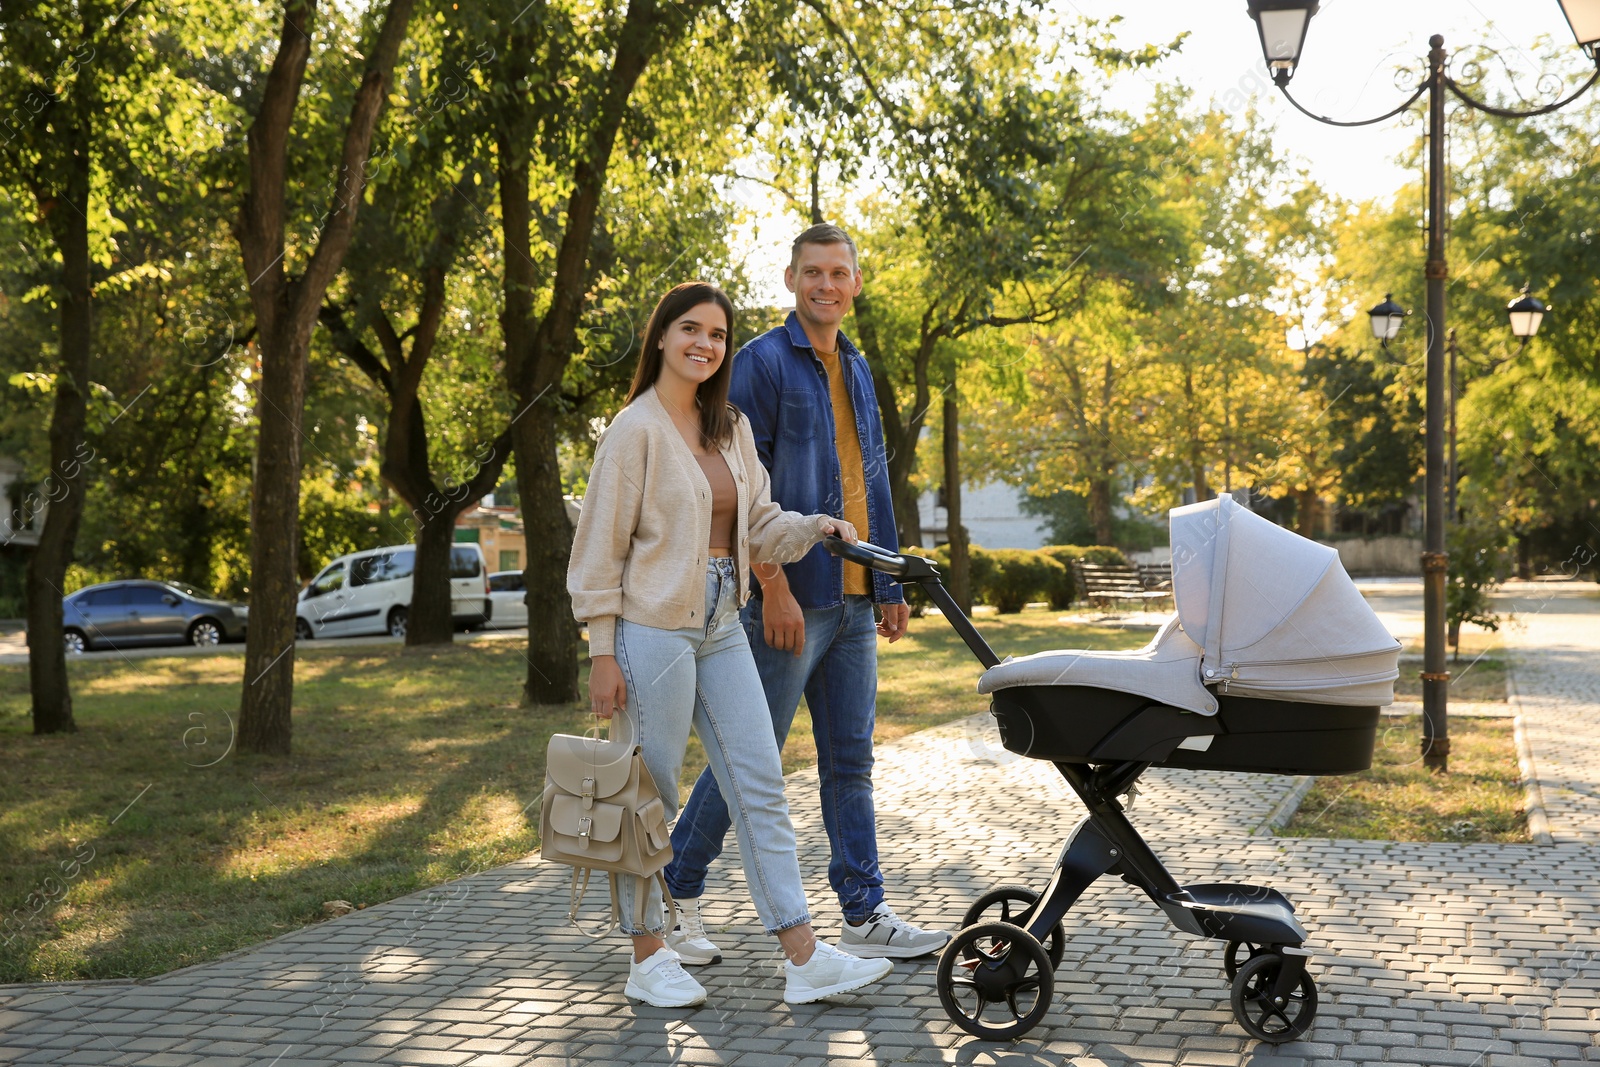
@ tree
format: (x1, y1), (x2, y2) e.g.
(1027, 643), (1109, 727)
(970, 285), (1153, 547)
(0, 0), (179, 734)
(319, 33), (514, 647)
(756, 15), (1176, 550)
(234, 0), (418, 754)
(1445, 75), (1600, 576)
(484, 0), (727, 704)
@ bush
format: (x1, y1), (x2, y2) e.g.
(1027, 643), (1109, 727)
(900, 543), (1135, 614)
(981, 548), (1067, 614)
(900, 543), (997, 616)
(1036, 545), (1132, 608)
(901, 545), (937, 617)
(1447, 519), (1503, 656)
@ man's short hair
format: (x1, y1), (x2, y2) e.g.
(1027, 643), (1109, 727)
(790, 223), (858, 272)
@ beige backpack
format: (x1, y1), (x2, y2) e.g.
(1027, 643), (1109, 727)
(541, 717), (675, 932)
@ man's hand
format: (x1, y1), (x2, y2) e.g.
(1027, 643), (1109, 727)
(877, 602), (909, 643)
(763, 583), (806, 655)
(589, 655), (627, 718)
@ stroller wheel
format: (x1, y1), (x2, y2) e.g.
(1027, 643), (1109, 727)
(1229, 952), (1318, 1044)
(960, 886), (1066, 971)
(1222, 940), (1268, 982)
(937, 922), (1054, 1041)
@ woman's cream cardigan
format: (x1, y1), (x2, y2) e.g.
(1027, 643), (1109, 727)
(567, 388), (830, 657)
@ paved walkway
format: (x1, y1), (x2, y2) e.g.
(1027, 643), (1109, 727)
(3, 585), (1599, 1066)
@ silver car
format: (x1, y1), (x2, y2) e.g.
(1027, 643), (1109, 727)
(62, 580), (249, 653)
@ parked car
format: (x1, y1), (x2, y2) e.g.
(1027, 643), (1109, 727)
(486, 570), (529, 629)
(295, 543), (491, 640)
(63, 580), (249, 654)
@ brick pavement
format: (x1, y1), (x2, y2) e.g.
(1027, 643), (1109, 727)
(2, 586), (1598, 1066)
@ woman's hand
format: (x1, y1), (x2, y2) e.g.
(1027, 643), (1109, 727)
(819, 516), (857, 543)
(589, 655), (627, 719)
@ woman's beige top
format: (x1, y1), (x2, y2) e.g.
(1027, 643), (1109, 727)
(567, 387), (829, 657)
(695, 452), (737, 552)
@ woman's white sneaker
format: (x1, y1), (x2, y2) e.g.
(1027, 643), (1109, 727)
(624, 947), (707, 1008)
(784, 940), (894, 1004)
(665, 897), (723, 966)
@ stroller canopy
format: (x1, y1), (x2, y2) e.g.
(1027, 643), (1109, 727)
(978, 494), (1399, 713)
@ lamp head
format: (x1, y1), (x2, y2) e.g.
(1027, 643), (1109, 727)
(1557, 0), (1600, 63)
(1246, 0), (1320, 85)
(1507, 283), (1547, 347)
(1367, 293), (1408, 348)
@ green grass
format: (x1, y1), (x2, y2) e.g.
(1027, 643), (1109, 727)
(1280, 714), (1529, 843)
(1394, 656), (1508, 703)
(0, 609), (1145, 982)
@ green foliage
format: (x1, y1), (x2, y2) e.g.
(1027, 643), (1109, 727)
(1021, 490), (1166, 553)
(901, 540), (1132, 615)
(980, 548), (1066, 614)
(1446, 519), (1503, 645)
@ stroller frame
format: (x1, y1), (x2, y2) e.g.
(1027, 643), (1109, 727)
(824, 538), (1334, 1044)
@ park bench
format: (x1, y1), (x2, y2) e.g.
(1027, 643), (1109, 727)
(1073, 561), (1173, 611)
(1138, 561), (1173, 591)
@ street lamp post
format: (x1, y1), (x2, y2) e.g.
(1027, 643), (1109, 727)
(1246, 0), (1600, 770)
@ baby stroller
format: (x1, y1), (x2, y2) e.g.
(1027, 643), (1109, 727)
(822, 493), (1400, 1043)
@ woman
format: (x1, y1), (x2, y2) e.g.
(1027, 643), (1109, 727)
(567, 281), (894, 1008)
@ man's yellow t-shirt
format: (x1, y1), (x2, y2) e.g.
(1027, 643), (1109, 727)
(816, 347), (872, 596)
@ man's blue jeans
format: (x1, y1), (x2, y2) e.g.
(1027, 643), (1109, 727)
(665, 594), (885, 922)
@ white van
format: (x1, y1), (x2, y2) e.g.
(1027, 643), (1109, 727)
(295, 543), (491, 640)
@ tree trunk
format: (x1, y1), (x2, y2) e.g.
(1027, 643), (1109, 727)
(410, 504), (459, 645)
(942, 393), (971, 616)
(853, 294), (927, 549)
(1295, 487), (1321, 539)
(320, 209), (501, 650)
(492, 0), (689, 706)
(392, 382), (458, 648)
(235, 0), (417, 754)
(1183, 363), (1210, 503)
(514, 410), (579, 703)
(25, 138), (92, 736)
(177, 477), (214, 590)
(238, 314), (309, 755)
(1087, 476), (1115, 548)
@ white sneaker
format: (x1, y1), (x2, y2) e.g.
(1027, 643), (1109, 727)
(784, 940), (894, 1004)
(836, 902), (951, 960)
(624, 947), (707, 1008)
(665, 897), (723, 966)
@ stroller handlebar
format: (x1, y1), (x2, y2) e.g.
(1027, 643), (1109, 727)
(821, 536), (1001, 668)
(821, 536), (940, 580)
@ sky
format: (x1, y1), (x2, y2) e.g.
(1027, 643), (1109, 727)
(1063, 0), (1590, 203)
(731, 0), (1594, 306)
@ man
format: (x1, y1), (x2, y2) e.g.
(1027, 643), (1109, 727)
(661, 224), (950, 962)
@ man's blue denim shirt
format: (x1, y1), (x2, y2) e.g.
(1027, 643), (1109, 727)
(730, 312), (904, 609)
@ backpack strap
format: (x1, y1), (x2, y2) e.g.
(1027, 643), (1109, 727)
(564, 868), (611, 939)
(566, 868), (678, 939)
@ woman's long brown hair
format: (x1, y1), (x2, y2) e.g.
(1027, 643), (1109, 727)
(624, 282), (739, 449)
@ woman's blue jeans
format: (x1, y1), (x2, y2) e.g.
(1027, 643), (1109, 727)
(612, 557), (812, 936)
(665, 593), (886, 923)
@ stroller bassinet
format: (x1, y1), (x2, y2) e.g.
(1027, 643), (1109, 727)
(821, 494), (1400, 1044)
(977, 493), (1400, 775)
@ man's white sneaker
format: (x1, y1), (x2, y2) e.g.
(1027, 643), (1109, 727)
(784, 940), (894, 1004)
(665, 897), (723, 966)
(624, 947), (707, 1008)
(836, 903), (951, 960)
